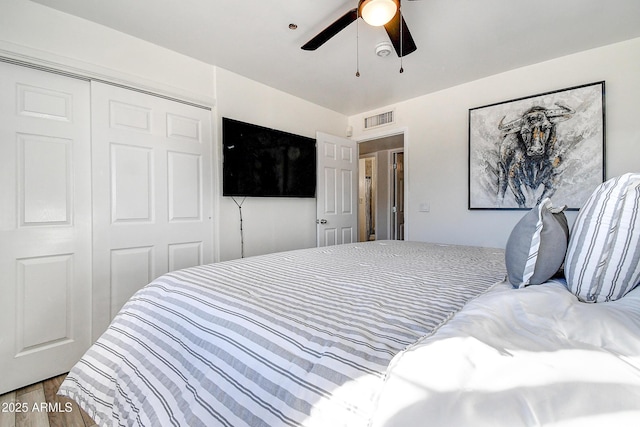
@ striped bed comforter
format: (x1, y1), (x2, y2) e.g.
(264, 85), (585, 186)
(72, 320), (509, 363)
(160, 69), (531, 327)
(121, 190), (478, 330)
(59, 241), (505, 427)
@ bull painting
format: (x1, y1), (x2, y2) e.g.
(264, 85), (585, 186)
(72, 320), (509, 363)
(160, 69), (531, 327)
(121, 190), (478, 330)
(496, 104), (574, 208)
(468, 82), (605, 210)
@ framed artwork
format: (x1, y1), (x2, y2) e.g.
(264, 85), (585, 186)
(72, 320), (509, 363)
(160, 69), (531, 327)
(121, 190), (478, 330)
(468, 81), (605, 210)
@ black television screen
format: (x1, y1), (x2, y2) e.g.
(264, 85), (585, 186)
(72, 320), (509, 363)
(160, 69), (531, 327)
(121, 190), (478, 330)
(222, 118), (317, 197)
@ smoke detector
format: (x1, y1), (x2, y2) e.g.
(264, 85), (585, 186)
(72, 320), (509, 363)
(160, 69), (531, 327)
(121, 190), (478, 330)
(375, 41), (393, 57)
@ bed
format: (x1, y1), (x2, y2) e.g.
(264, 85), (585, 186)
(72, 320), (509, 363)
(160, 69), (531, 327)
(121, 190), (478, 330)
(59, 241), (507, 426)
(60, 173), (640, 426)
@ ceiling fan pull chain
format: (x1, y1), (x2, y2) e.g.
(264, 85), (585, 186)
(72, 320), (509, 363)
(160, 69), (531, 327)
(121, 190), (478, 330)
(399, 1), (404, 73)
(356, 16), (361, 77)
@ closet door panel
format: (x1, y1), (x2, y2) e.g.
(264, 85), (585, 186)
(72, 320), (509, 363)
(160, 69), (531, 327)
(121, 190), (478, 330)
(17, 255), (72, 351)
(91, 82), (213, 339)
(168, 242), (202, 271)
(0, 62), (91, 394)
(19, 134), (72, 225)
(168, 151), (202, 220)
(109, 246), (154, 318)
(111, 143), (154, 222)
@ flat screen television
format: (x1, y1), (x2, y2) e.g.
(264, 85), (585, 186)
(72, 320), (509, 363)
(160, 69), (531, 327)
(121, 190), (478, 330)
(222, 118), (317, 197)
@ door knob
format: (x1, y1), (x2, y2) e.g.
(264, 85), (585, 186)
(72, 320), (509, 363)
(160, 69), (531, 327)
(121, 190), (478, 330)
(316, 219), (328, 224)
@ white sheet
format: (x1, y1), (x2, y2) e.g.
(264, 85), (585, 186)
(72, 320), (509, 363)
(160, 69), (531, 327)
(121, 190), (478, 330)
(372, 279), (640, 427)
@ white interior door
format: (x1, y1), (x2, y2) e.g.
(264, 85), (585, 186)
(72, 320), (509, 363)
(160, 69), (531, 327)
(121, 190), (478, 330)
(316, 132), (358, 246)
(0, 62), (92, 394)
(91, 82), (213, 339)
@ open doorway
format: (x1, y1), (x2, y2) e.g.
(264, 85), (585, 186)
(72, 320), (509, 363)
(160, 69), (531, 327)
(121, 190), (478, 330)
(390, 150), (405, 240)
(358, 134), (404, 241)
(358, 155), (377, 241)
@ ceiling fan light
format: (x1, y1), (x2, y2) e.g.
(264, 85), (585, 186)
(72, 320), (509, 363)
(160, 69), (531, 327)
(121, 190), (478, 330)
(360, 0), (398, 27)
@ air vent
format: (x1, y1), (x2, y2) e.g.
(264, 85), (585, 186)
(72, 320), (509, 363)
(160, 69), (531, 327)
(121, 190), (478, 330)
(364, 110), (394, 129)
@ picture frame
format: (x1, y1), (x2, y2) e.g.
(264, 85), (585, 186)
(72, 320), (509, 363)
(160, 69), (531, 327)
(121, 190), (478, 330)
(468, 81), (605, 210)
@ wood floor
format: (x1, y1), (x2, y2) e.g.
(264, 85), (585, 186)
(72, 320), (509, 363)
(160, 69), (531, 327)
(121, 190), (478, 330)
(0, 374), (96, 427)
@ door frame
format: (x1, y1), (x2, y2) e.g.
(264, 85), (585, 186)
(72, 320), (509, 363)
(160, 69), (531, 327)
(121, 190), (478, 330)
(389, 148), (405, 240)
(358, 153), (379, 242)
(354, 127), (409, 239)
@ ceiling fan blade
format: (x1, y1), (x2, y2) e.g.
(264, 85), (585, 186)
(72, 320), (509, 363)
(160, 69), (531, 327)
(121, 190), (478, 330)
(301, 8), (358, 51)
(383, 11), (417, 57)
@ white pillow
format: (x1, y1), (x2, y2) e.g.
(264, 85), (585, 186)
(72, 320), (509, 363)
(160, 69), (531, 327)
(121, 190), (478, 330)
(565, 173), (640, 302)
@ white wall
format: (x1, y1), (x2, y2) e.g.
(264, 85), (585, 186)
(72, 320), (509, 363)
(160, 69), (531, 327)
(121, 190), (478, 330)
(349, 37), (640, 249)
(214, 68), (347, 260)
(0, 0), (215, 103)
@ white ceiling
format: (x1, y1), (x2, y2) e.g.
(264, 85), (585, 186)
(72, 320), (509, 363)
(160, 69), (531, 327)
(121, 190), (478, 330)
(31, 0), (640, 115)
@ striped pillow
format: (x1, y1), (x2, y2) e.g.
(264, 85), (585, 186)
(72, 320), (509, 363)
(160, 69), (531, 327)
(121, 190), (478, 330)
(565, 173), (640, 302)
(505, 198), (569, 288)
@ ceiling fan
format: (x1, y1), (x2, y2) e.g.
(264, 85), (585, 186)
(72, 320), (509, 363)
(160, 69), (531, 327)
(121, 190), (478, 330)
(301, 0), (418, 57)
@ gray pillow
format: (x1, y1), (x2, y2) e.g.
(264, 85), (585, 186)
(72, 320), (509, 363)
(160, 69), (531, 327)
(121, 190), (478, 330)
(505, 198), (569, 288)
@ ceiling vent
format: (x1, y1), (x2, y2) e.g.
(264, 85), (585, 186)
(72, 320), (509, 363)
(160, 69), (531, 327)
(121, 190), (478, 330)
(364, 110), (395, 130)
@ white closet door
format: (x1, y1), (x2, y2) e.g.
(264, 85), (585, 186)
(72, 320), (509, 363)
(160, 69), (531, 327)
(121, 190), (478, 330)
(91, 82), (213, 339)
(0, 62), (92, 394)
